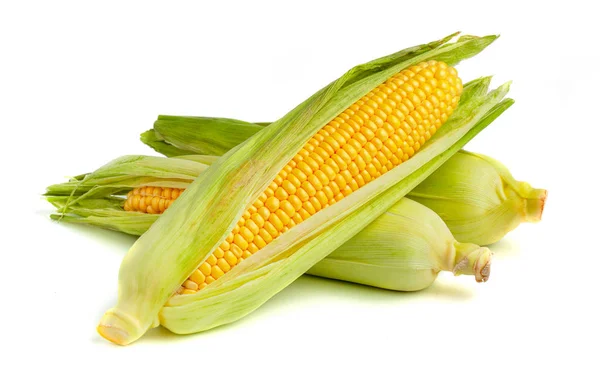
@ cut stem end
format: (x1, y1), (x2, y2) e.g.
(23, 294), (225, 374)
(97, 309), (145, 346)
(523, 188), (547, 223)
(452, 243), (492, 283)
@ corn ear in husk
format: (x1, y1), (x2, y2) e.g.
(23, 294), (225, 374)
(307, 198), (490, 290)
(94, 34), (510, 345)
(409, 150), (547, 245)
(45, 155), (216, 235)
(157, 86), (511, 338)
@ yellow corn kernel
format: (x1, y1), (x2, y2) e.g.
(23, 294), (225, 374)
(199, 263), (211, 276)
(206, 254), (217, 266)
(211, 265), (224, 279)
(253, 235), (267, 249)
(183, 280), (198, 290)
(189, 269), (206, 285)
(217, 258), (231, 273)
(224, 252), (238, 266)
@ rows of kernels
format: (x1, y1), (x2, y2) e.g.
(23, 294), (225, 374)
(123, 186), (184, 214)
(181, 60), (462, 293)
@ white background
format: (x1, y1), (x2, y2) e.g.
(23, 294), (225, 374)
(1, 1), (598, 382)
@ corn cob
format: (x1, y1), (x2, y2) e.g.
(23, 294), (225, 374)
(160, 60), (463, 293)
(92, 34), (509, 344)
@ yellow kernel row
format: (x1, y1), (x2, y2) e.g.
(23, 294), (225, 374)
(124, 186), (183, 214)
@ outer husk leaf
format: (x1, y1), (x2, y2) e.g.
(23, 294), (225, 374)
(97, 34), (504, 344)
(149, 116), (264, 156)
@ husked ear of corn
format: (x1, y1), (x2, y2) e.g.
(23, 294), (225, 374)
(165, 59), (466, 293)
(93, 33), (511, 345)
(408, 150), (546, 245)
(307, 198), (491, 290)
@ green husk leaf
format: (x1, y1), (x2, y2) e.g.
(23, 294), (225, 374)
(98, 34), (504, 344)
(45, 155), (210, 211)
(152, 116), (265, 156)
(140, 129), (197, 157)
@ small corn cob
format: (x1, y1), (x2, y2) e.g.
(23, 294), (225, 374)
(93, 34), (509, 344)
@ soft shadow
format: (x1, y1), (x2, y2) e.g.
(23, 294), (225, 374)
(141, 316), (250, 345)
(142, 326), (187, 343)
(488, 237), (521, 258)
(136, 274), (478, 344)
(263, 274), (475, 306)
(423, 278), (476, 300)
